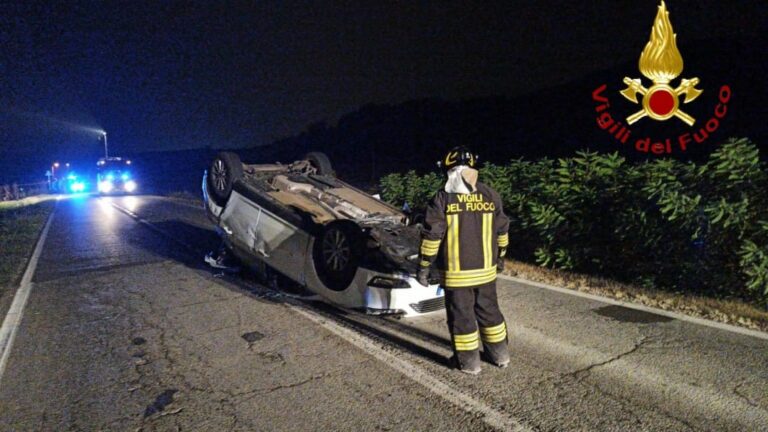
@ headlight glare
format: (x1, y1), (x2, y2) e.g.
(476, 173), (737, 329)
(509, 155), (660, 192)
(98, 180), (113, 193)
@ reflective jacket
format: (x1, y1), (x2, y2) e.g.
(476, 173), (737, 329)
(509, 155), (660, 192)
(419, 182), (510, 288)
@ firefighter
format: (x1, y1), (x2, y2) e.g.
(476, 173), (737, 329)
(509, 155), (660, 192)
(417, 146), (510, 374)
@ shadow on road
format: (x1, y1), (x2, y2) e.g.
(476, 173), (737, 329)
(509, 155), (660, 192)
(125, 219), (218, 269)
(126, 217), (454, 368)
(308, 301), (453, 367)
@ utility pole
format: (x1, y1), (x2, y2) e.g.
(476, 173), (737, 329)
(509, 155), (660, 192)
(102, 131), (109, 159)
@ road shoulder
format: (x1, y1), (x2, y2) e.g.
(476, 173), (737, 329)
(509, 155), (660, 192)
(502, 259), (768, 333)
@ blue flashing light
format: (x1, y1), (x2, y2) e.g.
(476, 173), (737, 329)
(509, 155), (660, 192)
(106, 173), (115, 181)
(67, 174), (77, 180)
(121, 173), (130, 181)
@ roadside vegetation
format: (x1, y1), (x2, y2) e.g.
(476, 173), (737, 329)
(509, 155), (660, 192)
(0, 199), (55, 289)
(381, 138), (768, 329)
(0, 194), (56, 211)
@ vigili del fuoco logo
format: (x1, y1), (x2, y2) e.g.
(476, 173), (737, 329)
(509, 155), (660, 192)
(591, 1), (732, 155)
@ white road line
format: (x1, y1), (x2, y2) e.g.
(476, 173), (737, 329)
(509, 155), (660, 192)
(0, 209), (55, 385)
(290, 305), (531, 432)
(109, 201), (198, 252)
(498, 274), (768, 341)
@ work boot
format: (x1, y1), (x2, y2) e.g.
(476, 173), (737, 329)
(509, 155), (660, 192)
(454, 350), (482, 375)
(483, 342), (510, 368)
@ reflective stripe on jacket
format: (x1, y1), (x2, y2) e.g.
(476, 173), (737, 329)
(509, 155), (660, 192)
(419, 182), (510, 288)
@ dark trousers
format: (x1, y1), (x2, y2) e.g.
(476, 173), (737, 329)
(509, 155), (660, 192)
(445, 281), (507, 358)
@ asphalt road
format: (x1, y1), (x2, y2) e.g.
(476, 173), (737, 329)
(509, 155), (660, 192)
(0, 195), (766, 431)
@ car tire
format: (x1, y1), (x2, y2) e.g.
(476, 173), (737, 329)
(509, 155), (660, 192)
(207, 152), (243, 206)
(313, 221), (363, 291)
(304, 152), (334, 176)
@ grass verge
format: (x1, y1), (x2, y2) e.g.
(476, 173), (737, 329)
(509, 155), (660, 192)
(501, 259), (768, 333)
(0, 195), (57, 211)
(0, 199), (56, 289)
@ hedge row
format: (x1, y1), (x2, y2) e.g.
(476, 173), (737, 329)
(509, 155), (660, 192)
(380, 138), (768, 306)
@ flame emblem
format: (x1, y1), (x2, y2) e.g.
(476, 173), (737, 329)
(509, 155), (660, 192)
(620, 1), (702, 126)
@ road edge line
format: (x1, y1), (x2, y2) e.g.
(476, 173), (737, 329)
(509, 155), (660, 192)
(109, 201), (198, 252)
(289, 304), (531, 432)
(0, 206), (56, 385)
(498, 274), (768, 341)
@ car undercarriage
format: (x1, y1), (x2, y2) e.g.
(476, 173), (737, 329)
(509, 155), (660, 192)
(203, 151), (444, 315)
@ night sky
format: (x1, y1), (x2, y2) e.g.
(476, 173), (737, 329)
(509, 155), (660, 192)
(1, 1), (765, 180)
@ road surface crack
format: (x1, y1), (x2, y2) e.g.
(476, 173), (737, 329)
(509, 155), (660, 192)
(733, 381), (759, 408)
(566, 335), (648, 379)
(264, 374), (326, 393)
(226, 373), (330, 402)
(556, 335), (703, 431)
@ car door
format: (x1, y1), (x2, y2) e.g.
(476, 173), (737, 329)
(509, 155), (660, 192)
(250, 206), (311, 283)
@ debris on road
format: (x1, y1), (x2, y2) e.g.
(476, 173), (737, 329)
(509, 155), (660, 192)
(157, 407), (183, 418)
(143, 389), (178, 418)
(241, 331), (265, 343)
(204, 250), (240, 273)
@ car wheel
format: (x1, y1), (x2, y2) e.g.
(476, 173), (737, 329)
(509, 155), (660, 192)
(304, 152), (334, 176)
(313, 221), (363, 291)
(207, 152), (243, 206)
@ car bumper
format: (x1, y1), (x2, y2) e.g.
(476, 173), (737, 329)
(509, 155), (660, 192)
(364, 277), (445, 316)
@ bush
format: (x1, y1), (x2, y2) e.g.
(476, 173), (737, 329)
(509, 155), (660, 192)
(380, 170), (443, 211)
(380, 138), (768, 306)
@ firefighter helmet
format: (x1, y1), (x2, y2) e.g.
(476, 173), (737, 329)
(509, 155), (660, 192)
(438, 146), (478, 171)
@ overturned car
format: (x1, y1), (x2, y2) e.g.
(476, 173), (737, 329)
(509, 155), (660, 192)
(202, 151), (445, 316)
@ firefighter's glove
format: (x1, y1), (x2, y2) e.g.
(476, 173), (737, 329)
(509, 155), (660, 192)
(497, 248), (507, 273)
(417, 267), (430, 287)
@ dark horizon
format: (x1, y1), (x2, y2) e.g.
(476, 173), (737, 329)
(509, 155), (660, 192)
(1, 1), (766, 183)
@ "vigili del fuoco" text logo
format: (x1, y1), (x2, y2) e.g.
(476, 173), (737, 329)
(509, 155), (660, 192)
(591, 1), (731, 155)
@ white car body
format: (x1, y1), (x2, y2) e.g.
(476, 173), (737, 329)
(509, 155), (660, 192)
(202, 156), (444, 316)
